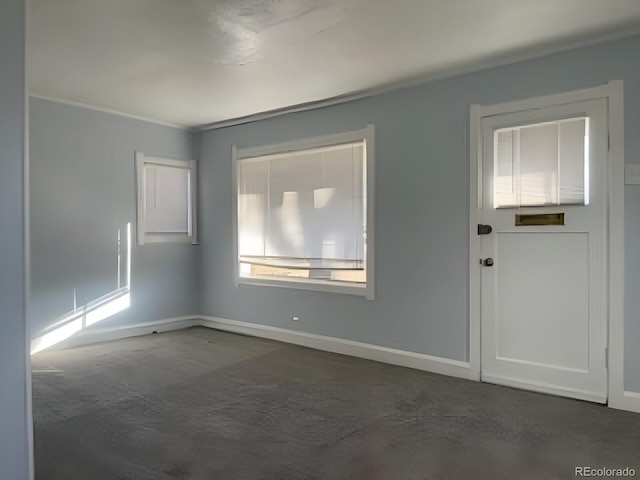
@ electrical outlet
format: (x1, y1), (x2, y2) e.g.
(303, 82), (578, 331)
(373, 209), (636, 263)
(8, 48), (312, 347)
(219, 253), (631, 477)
(292, 316), (300, 321)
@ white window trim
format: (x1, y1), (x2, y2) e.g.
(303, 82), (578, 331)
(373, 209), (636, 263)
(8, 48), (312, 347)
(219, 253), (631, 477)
(232, 125), (376, 300)
(468, 81), (632, 412)
(136, 151), (198, 246)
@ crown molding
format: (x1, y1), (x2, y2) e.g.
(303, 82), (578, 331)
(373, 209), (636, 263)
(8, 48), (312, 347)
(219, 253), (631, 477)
(29, 94), (189, 130)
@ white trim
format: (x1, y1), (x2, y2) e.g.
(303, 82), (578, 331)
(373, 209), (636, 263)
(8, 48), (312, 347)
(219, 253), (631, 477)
(238, 141), (366, 164)
(23, 0), (35, 475)
(610, 391), (640, 414)
(189, 159), (198, 245)
(139, 235), (196, 245)
(468, 104), (481, 381)
(197, 316), (470, 379)
(468, 81), (627, 410)
(236, 128), (371, 159)
(197, 29), (640, 132)
(30, 310), (640, 413)
(135, 152), (199, 246)
(233, 125), (375, 300)
(364, 125), (376, 300)
(126, 223), (132, 287)
(33, 314), (470, 380)
(36, 317), (199, 352)
(605, 80), (635, 413)
(28, 302), (640, 415)
(469, 97), (483, 381)
(231, 144), (239, 287)
(625, 391), (640, 400)
(481, 374), (607, 404)
(478, 83), (613, 117)
(29, 94), (188, 130)
(135, 151), (145, 245)
(143, 155), (191, 169)
(238, 277), (368, 297)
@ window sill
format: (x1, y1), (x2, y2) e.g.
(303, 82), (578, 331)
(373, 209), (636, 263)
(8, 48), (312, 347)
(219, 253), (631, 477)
(139, 234), (198, 245)
(237, 276), (374, 300)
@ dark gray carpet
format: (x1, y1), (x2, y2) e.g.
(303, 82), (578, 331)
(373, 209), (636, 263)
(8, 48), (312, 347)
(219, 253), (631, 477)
(32, 327), (640, 479)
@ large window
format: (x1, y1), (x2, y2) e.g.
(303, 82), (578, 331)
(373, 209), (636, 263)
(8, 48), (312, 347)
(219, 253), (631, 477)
(136, 152), (198, 245)
(233, 126), (375, 299)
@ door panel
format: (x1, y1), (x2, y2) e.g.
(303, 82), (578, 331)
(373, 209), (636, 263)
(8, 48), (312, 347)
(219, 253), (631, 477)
(495, 232), (589, 371)
(480, 98), (608, 403)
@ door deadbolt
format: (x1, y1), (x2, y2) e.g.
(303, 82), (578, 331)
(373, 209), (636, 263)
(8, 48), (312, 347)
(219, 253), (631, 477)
(478, 224), (493, 235)
(483, 258), (494, 267)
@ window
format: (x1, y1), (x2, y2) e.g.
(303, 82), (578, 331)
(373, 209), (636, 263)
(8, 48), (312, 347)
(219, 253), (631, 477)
(136, 152), (197, 245)
(233, 126), (375, 299)
(494, 117), (588, 208)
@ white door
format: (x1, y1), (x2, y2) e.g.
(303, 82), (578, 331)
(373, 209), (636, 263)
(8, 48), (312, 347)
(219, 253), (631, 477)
(479, 98), (608, 403)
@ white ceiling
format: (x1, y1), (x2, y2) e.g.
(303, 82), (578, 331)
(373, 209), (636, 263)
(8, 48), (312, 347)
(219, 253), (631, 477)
(29, 0), (640, 128)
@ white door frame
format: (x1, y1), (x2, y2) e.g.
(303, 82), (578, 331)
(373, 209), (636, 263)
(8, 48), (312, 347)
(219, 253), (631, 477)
(468, 81), (635, 412)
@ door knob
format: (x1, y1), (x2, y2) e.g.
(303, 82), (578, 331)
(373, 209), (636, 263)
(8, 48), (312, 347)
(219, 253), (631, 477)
(483, 258), (494, 267)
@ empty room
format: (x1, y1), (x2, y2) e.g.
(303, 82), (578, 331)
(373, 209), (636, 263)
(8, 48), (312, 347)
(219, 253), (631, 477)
(3, 0), (640, 478)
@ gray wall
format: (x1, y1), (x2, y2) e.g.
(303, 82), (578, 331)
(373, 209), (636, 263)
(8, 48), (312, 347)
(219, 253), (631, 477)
(30, 98), (200, 340)
(197, 34), (640, 392)
(0, 0), (33, 478)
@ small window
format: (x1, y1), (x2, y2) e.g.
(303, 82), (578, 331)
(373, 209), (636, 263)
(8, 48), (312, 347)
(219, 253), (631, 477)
(136, 152), (197, 245)
(494, 117), (588, 208)
(233, 126), (375, 299)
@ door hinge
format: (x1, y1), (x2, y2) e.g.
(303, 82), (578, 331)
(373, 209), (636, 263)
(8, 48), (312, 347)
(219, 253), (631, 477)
(605, 347), (608, 369)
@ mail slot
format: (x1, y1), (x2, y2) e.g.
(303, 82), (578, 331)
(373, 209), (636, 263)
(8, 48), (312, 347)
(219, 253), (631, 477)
(515, 213), (564, 226)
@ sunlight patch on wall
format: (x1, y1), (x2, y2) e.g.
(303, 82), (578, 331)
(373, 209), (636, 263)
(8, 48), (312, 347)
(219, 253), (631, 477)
(31, 223), (133, 355)
(31, 318), (84, 355)
(85, 293), (131, 327)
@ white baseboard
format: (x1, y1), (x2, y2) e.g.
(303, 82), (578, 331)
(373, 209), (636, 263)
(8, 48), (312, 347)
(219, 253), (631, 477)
(609, 390), (640, 414)
(32, 312), (640, 415)
(45, 316), (199, 351)
(196, 316), (470, 379)
(34, 313), (470, 379)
